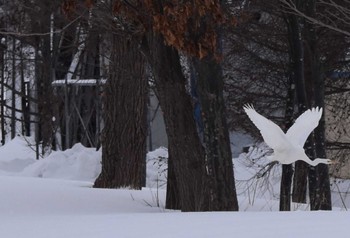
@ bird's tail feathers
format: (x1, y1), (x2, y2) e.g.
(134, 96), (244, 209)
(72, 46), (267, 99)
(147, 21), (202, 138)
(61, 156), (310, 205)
(243, 104), (255, 111)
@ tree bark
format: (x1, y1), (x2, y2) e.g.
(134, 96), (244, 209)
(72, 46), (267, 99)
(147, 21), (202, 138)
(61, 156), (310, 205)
(280, 164), (294, 210)
(165, 150), (181, 210)
(192, 57), (239, 211)
(0, 43), (5, 145)
(35, 10), (55, 156)
(94, 34), (148, 189)
(285, 6), (309, 204)
(285, 0), (332, 209)
(11, 37), (16, 139)
(304, 0), (332, 210)
(142, 33), (210, 211)
(280, 76), (295, 211)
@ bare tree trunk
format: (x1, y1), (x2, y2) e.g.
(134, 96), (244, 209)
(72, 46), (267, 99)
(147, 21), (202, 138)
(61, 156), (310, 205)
(94, 34), (148, 189)
(285, 3), (309, 203)
(304, 0), (331, 210)
(165, 150), (181, 210)
(312, 79), (331, 209)
(280, 76), (295, 211)
(285, 0), (331, 209)
(142, 33), (210, 211)
(37, 31), (54, 156)
(192, 56), (239, 211)
(11, 37), (16, 139)
(32, 6), (56, 156)
(0, 44), (5, 145)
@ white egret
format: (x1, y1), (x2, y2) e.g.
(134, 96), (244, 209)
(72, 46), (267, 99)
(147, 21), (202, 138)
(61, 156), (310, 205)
(243, 104), (332, 166)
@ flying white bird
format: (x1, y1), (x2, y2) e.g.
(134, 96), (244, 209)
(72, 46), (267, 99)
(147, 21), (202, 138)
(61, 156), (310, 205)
(243, 104), (332, 166)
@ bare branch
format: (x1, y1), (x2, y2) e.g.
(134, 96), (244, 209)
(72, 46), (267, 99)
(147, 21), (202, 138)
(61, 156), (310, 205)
(280, 0), (350, 37)
(0, 15), (82, 37)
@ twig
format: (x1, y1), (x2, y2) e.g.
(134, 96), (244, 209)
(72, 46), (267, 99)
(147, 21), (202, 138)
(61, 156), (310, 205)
(0, 15), (82, 37)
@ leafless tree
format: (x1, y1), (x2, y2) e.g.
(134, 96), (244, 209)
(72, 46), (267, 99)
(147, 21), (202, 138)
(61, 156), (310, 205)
(280, 0), (350, 36)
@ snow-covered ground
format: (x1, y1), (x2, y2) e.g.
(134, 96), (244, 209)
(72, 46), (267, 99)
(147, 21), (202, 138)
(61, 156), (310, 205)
(0, 136), (349, 238)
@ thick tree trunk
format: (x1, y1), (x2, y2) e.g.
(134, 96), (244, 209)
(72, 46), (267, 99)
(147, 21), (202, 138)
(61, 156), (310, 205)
(312, 122), (331, 210)
(192, 57), (238, 211)
(280, 165), (294, 210)
(312, 84), (331, 210)
(94, 35), (148, 189)
(165, 150), (181, 210)
(142, 33), (210, 211)
(285, 0), (331, 209)
(286, 9), (309, 204)
(36, 12), (55, 156)
(280, 77), (295, 211)
(292, 162), (308, 203)
(304, 0), (332, 210)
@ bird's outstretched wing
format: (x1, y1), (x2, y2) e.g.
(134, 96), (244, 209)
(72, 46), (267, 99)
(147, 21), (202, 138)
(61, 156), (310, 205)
(243, 104), (290, 151)
(286, 107), (322, 147)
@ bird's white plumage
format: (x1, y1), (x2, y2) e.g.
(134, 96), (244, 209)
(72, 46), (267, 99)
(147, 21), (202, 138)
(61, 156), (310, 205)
(243, 104), (289, 151)
(243, 104), (331, 166)
(286, 107), (322, 147)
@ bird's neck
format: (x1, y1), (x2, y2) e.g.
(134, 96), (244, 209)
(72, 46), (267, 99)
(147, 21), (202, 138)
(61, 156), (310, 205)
(309, 158), (327, 166)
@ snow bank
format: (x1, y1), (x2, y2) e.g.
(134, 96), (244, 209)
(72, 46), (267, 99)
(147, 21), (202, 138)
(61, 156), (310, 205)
(0, 136), (101, 182)
(0, 136), (37, 160)
(21, 143), (102, 181)
(146, 147), (168, 189)
(0, 136), (349, 210)
(0, 137), (170, 190)
(0, 136), (37, 174)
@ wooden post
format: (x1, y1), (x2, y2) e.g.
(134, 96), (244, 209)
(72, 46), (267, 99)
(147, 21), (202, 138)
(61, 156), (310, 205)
(64, 77), (70, 149)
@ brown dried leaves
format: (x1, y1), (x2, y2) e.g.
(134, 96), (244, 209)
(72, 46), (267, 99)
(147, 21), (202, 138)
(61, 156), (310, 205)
(62, 0), (232, 59)
(149, 0), (225, 59)
(61, 0), (94, 18)
(112, 0), (230, 59)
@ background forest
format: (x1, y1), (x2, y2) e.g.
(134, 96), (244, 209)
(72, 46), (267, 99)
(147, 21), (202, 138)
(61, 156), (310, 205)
(0, 0), (349, 213)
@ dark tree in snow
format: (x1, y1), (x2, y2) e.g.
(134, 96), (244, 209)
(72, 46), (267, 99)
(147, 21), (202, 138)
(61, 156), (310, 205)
(192, 55), (238, 211)
(109, 0), (239, 211)
(94, 33), (148, 189)
(142, 0), (238, 211)
(224, 0), (346, 210)
(143, 33), (211, 210)
(57, 0), (149, 189)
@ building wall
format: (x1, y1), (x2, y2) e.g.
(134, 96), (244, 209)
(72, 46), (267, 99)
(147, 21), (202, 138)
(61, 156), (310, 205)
(147, 90), (168, 151)
(325, 83), (350, 179)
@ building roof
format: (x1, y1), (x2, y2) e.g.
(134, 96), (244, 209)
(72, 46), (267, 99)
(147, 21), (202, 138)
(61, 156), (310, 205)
(52, 79), (106, 87)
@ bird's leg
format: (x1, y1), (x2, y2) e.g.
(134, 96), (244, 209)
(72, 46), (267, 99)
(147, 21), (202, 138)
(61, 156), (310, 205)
(256, 161), (279, 178)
